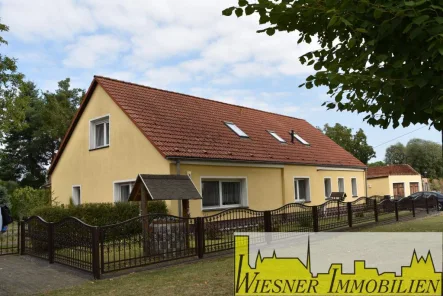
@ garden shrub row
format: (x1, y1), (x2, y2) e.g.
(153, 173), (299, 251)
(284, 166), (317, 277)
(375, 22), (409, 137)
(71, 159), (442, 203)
(30, 201), (168, 226)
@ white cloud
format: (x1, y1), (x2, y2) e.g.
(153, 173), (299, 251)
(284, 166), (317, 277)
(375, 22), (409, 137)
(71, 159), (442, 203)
(63, 34), (128, 69)
(144, 67), (191, 88)
(0, 0), (96, 41)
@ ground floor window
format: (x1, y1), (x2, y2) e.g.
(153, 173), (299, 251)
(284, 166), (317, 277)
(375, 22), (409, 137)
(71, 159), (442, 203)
(351, 178), (358, 197)
(338, 178), (345, 192)
(72, 186), (81, 206)
(324, 178), (331, 199)
(114, 181), (135, 202)
(201, 179), (246, 209)
(294, 178), (310, 202)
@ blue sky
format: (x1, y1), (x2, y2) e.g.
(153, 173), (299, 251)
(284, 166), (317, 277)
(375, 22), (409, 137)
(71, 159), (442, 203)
(0, 0), (440, 162)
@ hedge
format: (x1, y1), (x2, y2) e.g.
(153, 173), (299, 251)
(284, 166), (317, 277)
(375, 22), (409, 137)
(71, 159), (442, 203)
(10, 187), (51, 220)
(30, 201), (168, 226)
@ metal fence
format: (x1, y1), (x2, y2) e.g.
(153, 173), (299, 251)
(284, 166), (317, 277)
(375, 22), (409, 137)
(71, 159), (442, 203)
(4, 194), (440, 279)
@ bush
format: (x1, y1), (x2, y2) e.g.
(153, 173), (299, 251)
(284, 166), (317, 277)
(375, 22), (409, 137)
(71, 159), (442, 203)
(30, 201), (168, 226)
(10, 187), (51, 220)
(0, 185), (10, 206)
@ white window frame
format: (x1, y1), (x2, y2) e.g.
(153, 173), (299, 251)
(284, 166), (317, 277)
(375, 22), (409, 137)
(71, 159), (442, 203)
(224, 122), (249, 138)
(293, 176), (311, 202)
(200, 176), (248, 210)
(324, 177), (332, 199)
(351, 177), (358, 197)
(268, 130), (286, 143)
(89, 114), (110, 150)
(338, 177), (345, 193)
(72, 185), (81, 206)
(113, 179), (136, 203)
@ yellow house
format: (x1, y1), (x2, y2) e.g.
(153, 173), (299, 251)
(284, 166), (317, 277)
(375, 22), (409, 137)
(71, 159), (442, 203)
(367, 164), (422, 198)
(48, 76), (367, 217)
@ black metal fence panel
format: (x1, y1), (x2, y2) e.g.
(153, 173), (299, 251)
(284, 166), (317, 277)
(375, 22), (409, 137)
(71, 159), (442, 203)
(23, 216), (49, 260)
(351, 198), (376, 225)
(270, 203), (313, 233)
(100, 214), (197, 273)
(203, 209), (264, 254)
(317, 200), (349, 231)
(53, 217), (94, 272)
(0, 222), (19, 256)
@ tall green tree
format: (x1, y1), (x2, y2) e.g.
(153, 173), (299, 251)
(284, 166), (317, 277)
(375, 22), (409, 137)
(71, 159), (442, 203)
(323, 123), (376, 164)
(368, 161), (386, 167)
(223, 1), (443, 130)
(385, 143), (407, 164)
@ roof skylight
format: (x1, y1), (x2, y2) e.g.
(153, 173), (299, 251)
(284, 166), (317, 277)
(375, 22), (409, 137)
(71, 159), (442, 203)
(294, 133), (309, 145)
(268, 131), (286, 143)
(225, 122), (248, 138)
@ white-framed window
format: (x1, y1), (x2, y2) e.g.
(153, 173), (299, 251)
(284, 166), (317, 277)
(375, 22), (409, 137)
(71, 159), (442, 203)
(90, 115), (110, 149)
(72, 186), (81, 206)
(338, 177), (345, 193)
(324, 178), (332, 199)
(268, 131), (286, 143)
(294, 178), (310, 202)
(225, 122), (249, 138)
(351, 178), (358, 197)
(114, 181), (135, 202)
(201, 178), (247, 209)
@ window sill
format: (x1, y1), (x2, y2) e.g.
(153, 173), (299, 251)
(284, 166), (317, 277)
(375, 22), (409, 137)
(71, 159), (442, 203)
(89, 145), (109, 152)
(352, 195), (359, 198)
(202, 206), (248, 212)
(295, 200), (310, 204)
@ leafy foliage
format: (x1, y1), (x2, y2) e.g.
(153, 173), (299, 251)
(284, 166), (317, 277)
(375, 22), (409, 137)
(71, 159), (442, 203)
(368, 161), (386, 167)
(9, 187), (52, 219)
(385, 139), (442, 178)
(224, 0), (443, 130)
(0, 185), (9, 206)
(323, 123), (376, 164)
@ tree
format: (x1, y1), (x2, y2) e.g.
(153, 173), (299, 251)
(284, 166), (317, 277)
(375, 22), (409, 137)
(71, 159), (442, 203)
(385, 143), (407, 164)
(368, 161), (386, 167)
(323, 123), (376, 164)
(223, 1), (443, 130)
(0, 79), (83, 188)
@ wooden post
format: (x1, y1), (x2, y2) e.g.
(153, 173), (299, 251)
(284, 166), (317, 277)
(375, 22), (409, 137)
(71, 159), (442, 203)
(394, 202), (399, 221)
(373, 199), (378, 222)
(312, 206), (319, 232)
(20, 221), (26, 255)
(182, 200), (190, 249)
(347, 203), (352, 228)
(91, 227), (101, 279)
(141, 187), (150, 257)
(48, 223), (54, 264)
(425, 197), (429, 214)
(412, 199), (416, 217)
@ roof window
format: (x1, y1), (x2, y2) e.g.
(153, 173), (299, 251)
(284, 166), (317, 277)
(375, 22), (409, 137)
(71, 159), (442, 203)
(290, 130), (310, 145)
(225, 122), (248, 138)
(268, 131), (286, 143)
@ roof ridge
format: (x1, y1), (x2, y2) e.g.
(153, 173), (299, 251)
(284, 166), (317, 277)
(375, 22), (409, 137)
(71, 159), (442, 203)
(94, 75), (306, 123)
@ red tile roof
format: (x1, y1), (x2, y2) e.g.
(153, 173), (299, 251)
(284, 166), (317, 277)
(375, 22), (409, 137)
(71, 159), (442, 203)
(48, 76), (365, 175)
(367, 164), (420, 179)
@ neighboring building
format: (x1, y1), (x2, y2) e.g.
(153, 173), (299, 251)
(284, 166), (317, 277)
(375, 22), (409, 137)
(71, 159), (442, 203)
(49, 76), (367, 217)
(367, 164), (422, 198)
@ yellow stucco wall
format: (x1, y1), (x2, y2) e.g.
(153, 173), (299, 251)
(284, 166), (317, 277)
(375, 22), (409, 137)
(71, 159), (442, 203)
(51, 85), (171, 206)
(170, 163), (366, 216)
(367, 177), (389, 196)
(367, 175), (422, 197)
(388, 175), (422, 197)
(282, 166), (366, 205)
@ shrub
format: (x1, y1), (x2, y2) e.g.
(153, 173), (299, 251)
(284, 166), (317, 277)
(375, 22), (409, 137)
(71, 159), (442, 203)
(0, 185), (10, 206)
(10, 187), (51, 219)
(298, 216), (313, 228)
(30, 201), (168, 226)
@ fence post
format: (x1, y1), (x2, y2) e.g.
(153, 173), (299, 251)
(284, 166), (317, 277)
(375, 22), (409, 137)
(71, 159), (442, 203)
(312, 206), (319, 232)
(20, 221), (26, 255)
(337, 200), (340, 220)
(347, 203), (353, 228)
(412, 199), (416, 217)
(425, 198), (429, 214)
(196, 217), (205, 259)
(92, 227), (101, 280)
(263, 211), (272, 232)
(48, 222), (54, 264)
(394, 202), (399, 221)
(373, 199), (378, 223)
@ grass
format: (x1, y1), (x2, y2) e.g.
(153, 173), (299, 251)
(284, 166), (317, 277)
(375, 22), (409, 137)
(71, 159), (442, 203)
(44, 214), (442, 296)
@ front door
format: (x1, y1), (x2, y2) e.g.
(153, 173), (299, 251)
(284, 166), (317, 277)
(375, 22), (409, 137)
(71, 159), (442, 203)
(393, 183), (405, 198)
(410, 182), (419, 194)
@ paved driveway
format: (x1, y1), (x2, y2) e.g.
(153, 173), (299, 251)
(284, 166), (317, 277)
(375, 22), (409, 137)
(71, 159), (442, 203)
(0, 255), (89, 295)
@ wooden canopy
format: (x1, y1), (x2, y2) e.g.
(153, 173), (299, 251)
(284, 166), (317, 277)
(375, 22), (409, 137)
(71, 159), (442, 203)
(128, 174), (202, 202)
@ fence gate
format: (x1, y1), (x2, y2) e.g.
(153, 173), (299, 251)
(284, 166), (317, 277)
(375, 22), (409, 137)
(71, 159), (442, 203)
(0, 222), (20, 256)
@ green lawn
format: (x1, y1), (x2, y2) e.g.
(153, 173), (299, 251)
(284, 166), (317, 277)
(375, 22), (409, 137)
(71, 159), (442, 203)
(44, 214), (443, 296)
